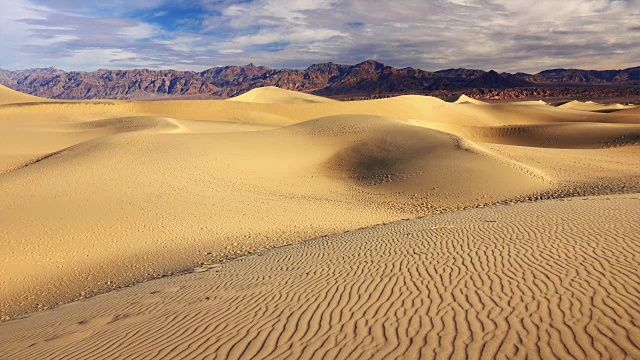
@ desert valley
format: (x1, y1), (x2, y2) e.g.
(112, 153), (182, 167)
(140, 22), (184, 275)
(0, 82), (639, 358)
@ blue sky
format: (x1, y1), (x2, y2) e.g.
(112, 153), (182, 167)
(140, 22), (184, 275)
(1, 0), (639, 72)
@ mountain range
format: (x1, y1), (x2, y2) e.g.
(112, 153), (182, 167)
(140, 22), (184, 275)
(0, 60), (639, 100)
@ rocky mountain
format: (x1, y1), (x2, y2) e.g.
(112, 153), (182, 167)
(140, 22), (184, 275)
(0, 60), (638, 100)
(519, 67), (640, 85)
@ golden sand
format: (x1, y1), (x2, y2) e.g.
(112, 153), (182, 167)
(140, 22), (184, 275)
(0, 85), (639, 358)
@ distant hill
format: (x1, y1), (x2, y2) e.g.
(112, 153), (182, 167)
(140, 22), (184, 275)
(0, 60), (639, 100)
(522, 67), (640, 84)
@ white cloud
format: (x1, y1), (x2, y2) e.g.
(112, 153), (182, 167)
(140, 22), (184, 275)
(219, 0), (337, 28)
(1, 0), (639, 72)
(219, 49), (243, 54)
(228, 28), (344, 46)
(0, 0), (58, 67)
(118, 23), (162, 40)
(64, 48), (151, 68)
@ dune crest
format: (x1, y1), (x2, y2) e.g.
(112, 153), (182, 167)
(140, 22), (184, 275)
(558, 100), (635, 112)
(0, 84), (45, 105)
(228, 86), (338, 104)
(447, 94), (487, 105)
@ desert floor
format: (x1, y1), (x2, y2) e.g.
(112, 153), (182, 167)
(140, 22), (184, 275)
(0, 85), (639, 358)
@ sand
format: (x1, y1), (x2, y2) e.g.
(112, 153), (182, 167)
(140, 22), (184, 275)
(227, 86), (338, 104)
(558, 100), (636, 112)
(448, 94), (488, 105)
(1, 85), (640, 358)
(1, 194), (639, 359)
(0, 84), (46, 105)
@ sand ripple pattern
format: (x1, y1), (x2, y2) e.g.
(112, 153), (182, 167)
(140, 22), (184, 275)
(1, 194), (639, 359)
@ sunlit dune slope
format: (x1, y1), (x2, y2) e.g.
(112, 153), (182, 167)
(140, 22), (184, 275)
(0, 84), (45, 105)
(558, 100), (636, 112)
(0, 114), (550, 317)
(228, 86), (338, 104)
(447, 94), (487, 105)
(1, 86), (640, 318)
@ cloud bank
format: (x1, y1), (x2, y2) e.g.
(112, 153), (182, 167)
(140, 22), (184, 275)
(1, 0), (638, 72)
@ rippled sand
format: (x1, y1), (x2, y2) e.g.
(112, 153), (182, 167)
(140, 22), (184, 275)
(1, 194), (639, 359)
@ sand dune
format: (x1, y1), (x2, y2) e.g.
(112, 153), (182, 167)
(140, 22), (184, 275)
(1, 86), (640, 358)
(0, 114), (554, 317)
(447, 94), (487, 105)
(421, 122), (640, 149)
(0, 84), (45, 105)
(228, 86), (338, 104)
(1, 194), (639, 359)
(558, 100), (636, 112)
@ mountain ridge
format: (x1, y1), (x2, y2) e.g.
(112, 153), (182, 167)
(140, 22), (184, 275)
(1, 60), (639, 100)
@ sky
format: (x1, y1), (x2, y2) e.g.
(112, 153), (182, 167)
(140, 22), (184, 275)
(0, 0), (638, 73)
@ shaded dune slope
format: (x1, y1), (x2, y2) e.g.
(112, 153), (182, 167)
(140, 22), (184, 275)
(290, 115), (549, 199)
(1, 194), (638, 359)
